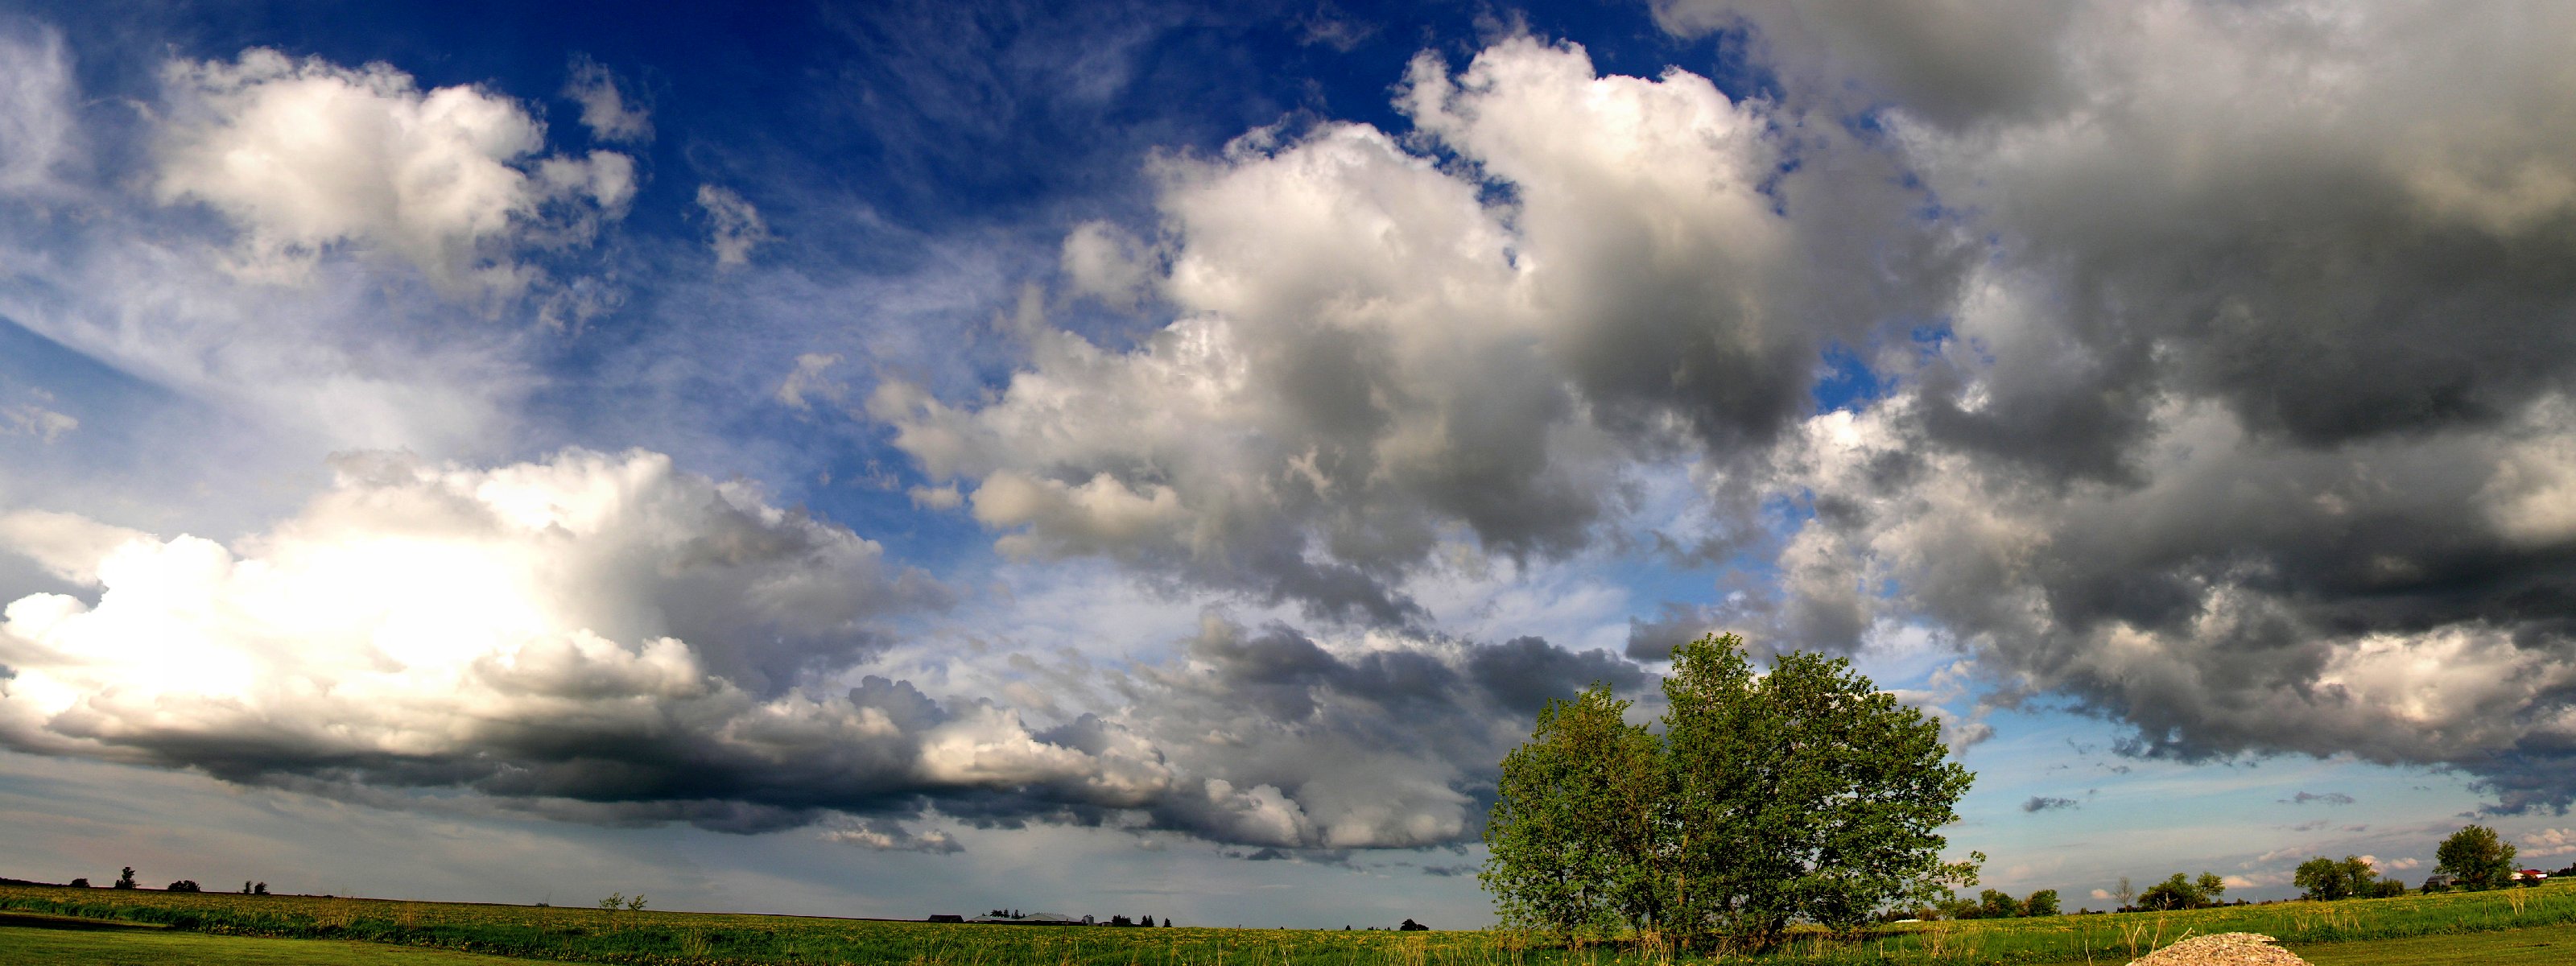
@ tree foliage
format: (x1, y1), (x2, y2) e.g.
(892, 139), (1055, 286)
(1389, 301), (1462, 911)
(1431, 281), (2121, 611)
(2436, 825), (2517, 890)
(1483, 634), (1979, 949)
(2293, 856), (2382, 902)
(2022, 889), (2059, 917)
(2136, 872), (2226, 910)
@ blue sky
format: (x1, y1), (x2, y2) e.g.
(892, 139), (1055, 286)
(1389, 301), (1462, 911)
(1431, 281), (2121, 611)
(6, 0), (2576, 927)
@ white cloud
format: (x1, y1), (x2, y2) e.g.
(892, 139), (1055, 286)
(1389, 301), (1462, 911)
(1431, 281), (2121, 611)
(0, 22), (74, 196)
(0, 402), (74, 444)
(154, 48), (634, 295)
(2523, 828), (2576, 859)
(563, 55), (650, 143)
(0, 448), (956, 770)
(1060, 220), (1154, 308)
(774, 352), (844, 411)
(696, 184), (769, 269)
(880, 36), (1835, 624)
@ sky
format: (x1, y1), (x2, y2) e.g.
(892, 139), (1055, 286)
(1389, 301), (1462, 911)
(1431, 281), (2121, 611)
(4, 0), (2576, 928)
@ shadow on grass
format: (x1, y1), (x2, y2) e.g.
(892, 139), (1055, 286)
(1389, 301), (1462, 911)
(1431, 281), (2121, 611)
(0, 911), (168, 931)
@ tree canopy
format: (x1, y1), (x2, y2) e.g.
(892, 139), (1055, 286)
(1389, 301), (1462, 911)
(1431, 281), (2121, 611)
(1481, 634), (1979, 949)
(2436, 825), (2518, 890)
(2293, 856), (2384, 902)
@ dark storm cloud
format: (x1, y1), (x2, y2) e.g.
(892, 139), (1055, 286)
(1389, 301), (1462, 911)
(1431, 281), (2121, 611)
(1625, 602), (1724, 662)
(1680, 2), (2576, 812)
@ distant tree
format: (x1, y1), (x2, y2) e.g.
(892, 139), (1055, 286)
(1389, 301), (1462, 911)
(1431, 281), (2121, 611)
(242, 881), (254, 894)
(2436, 825), (2516, 890)
(2112, 876), (2134, 910)
(254, 882), (269, 896)
(625, 894), (647, 912)
(600, 892), (625, 913)
(115, 867), (137, 890)
(2198, 873), (2227, 902)
(1977, 890), (2022, 919)
(67, 878), (89, 889)
(167, 880), (201, 893)
(2137, 873), (2223, 911)
(1399, 919), (1429, 931)
(2368, 878), (2406, 898)
(1110, 915), (1134, 927)
(1162, 918), (1171, 927)
(2023, 890), (2060, 917)
(2294, 857), (2355, 901)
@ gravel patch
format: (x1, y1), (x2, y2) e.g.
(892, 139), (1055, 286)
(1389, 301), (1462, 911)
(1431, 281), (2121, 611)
(2127, 932), (2312, 965)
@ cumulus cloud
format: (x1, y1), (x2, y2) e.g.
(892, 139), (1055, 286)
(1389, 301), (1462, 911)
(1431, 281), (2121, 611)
(1059, 220), (1156, 309)
(0, 448), (1642, 847)
(696, 184), (769, 269)
(1112, 615), (1646, 848)
(563, 54), (650, 143)
(0, 450), (999, 827)
(155, 47), (634, 295)
(877, 35), (1948, 626)
(2523, 828), (2576, 859)
(1641, 1), (2576, 812)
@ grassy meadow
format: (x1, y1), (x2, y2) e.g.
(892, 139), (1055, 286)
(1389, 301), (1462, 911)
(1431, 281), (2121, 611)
(4, 880), (2574, 965)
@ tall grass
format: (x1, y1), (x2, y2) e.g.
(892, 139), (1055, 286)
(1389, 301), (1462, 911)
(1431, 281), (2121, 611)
(4, 881), (2572, 965)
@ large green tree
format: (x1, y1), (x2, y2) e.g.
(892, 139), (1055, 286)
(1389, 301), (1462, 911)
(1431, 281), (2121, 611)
(1483, 634), (1979, 950)
(2436, 825), (2518, 890)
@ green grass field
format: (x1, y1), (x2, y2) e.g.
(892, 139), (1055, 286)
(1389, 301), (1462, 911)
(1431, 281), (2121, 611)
(2290, 919), (2576, 965)
(4, 881), (2573, 965)
(0, 910), (537, 965)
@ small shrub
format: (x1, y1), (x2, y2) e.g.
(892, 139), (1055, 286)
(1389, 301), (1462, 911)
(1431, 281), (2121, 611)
(66, 878), (89, 889)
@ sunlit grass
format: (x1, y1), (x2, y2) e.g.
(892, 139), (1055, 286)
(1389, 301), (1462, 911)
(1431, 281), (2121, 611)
(5, 881), (2574, 964)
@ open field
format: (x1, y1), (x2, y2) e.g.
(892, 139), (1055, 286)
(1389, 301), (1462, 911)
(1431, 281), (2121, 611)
(4, 881), (2574, 965)
(2291, 919), (2576, 965)
(0, 910), (539, 965)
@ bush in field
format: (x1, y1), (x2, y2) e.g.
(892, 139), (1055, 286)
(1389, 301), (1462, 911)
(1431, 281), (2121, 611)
(66, 878), (88, 889)
(2437, 825), (2517, 890)
(167, 880), (201, 893)
(2023, 889), (2059, 917)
